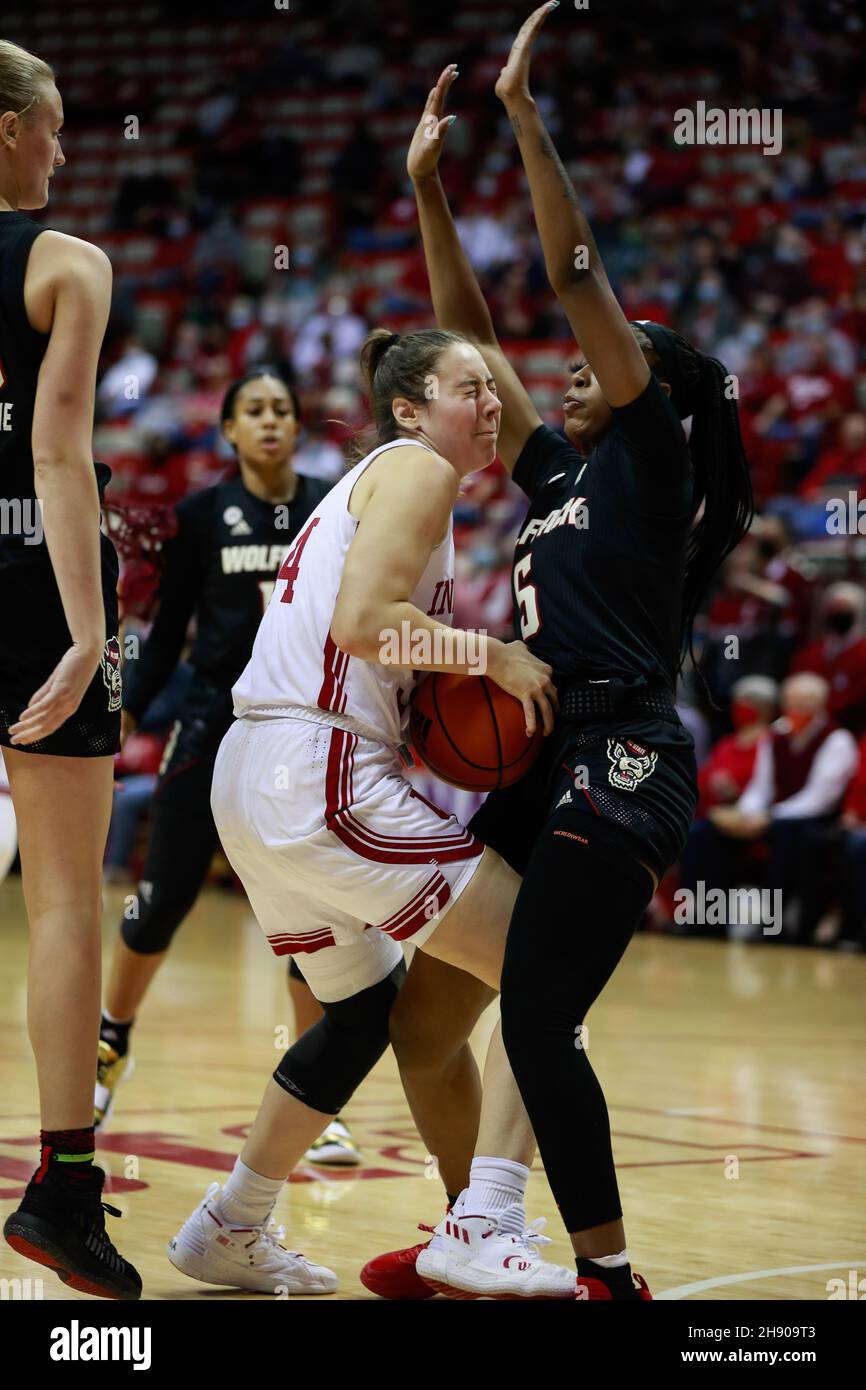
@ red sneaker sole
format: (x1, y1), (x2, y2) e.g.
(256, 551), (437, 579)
(4, 1231), (133, 1300)
(422, 1277), (574, 1301)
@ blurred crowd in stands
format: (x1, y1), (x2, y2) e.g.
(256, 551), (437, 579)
(10, 0), (865, 945)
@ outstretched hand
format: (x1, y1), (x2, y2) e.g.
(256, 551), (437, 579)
(407, 64), (459, 183)
(495, 2), (558, 106)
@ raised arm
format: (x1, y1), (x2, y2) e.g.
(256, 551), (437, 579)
(408, 68), (542, 472)
(495, 4), (649, 408)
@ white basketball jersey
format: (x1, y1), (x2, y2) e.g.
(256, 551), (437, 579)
(232, 438), (455, 746)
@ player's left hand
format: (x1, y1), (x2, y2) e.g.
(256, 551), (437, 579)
(495, 2), (558, 107)
(408, 65), (459, 184)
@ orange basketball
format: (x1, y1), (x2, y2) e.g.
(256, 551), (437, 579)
(409, 672), (544, 792)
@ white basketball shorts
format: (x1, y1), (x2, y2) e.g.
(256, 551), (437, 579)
(211, 714), (484, 1001)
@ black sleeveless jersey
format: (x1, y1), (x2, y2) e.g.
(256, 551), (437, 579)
(123, 472), (333, 721)
(510, 374), (695, 687)
(0, 211), (111, 571)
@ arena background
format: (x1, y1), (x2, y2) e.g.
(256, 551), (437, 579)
(4, 0), (866, 927)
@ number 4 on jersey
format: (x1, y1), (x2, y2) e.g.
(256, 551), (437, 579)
(514, 553), (541, 638)
(277, 517), (320, 603)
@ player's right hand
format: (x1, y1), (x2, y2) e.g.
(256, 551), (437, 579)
(407, 65), (459, 184)
(487, 638), (559, 737)
(7, 642), (103, 746)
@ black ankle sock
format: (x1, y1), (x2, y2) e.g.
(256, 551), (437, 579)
(576, 1257), (637, 1300)
(100, 1013), (133, 1057)
(35, 1126), (96, 1195)
(446, 1192), (459, 1209)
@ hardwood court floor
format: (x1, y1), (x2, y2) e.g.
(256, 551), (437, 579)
(1, 877), (864, 1301)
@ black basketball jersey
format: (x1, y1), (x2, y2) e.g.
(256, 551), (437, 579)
(510, 374), (695, 687)
(123, 472), (333, 721)
(0, 211), (111, 570)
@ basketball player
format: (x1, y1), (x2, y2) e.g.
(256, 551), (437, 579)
(95, 367), (360, 1161)
(167, 326), (582, 1298)
(363, 14), (753, 1301)
(0, 42), (140, 1298)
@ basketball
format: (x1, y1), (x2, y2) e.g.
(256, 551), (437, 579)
(409, 672), (543, 792)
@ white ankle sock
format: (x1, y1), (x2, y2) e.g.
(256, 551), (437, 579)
(460, 1156), (529, 1232)
(588, 1249), (630, 1268)
(218, 1158), (284, 1227)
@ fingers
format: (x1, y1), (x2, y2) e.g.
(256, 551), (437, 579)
(523, 696), (537, 739)
(525, 683), (556, 737)
(510, 2), (556, 61)
(428, 64), (458, 119)
(9, 698), (73, 745)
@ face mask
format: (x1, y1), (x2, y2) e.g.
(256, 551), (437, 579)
(732, 701), (764, 730)
(825, 611), (855, 636)
(786, 710), (814, 736)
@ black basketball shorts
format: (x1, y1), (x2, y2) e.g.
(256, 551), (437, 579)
(0, 533), (122, 757)
(468, 714), (698, 882)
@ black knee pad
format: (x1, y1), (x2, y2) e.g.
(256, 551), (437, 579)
(287, 957), (306, 982)
(273, 959), (406, 1115)
(119, 881), (201, 954)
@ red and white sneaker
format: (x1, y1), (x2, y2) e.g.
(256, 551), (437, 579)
(575, 1271), (653, 1300)
(416, 1206), (576, 1300)
(359, 1220), (439, 1300)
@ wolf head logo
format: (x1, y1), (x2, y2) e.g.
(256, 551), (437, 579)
(607, 737), (657, 791)
(101, 636), (122, 712)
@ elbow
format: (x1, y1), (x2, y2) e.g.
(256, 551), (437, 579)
(549, 263), (597, 299)
(331, 607), (384, 661)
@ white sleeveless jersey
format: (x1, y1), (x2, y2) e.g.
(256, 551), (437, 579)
(232, 438), (455, 747)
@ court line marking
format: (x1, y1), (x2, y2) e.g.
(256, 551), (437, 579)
(658, 1260), (866, 1299)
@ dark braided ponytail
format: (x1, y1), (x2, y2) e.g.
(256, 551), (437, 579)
(631, 322), (754, 678)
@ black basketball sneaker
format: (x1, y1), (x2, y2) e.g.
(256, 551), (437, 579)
(3, 1163), (142, 1300)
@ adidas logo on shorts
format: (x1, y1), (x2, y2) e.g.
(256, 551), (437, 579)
(556, 790), (572, 809)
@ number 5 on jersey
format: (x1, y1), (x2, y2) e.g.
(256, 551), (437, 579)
(277, 518), (320, 603)
(514, 553), (541, 639)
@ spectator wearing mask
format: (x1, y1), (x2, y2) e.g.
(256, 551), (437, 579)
(696, 676), (779, 817)
(752, 514), (816, 648)
(697, 674), (858, 941)
(651, 677), (777, 935)
(792, 584), (866, 736)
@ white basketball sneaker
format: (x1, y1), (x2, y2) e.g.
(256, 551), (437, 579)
(168, 1182), (337, 1295)
(416, 1202), (576, 1300)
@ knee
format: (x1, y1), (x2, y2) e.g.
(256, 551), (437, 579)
(389, 996), (448, 1077)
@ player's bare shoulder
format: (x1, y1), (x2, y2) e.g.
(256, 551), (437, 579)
(24, 231), (112, 335)
(349, 443), (458, 521)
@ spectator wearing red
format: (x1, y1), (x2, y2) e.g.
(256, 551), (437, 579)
(752, 514), (816, 647)
(681, 674), (858, 940)
(791, 583), (866, 736)
(696, 676), (778, 817)
(799, 412), (866, 500)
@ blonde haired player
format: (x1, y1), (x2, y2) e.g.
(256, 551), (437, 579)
(0, 40), (139, 1297)
(168, 326), (578, 1298)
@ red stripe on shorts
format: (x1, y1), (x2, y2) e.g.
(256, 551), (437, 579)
(369, 870), (452, 940)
